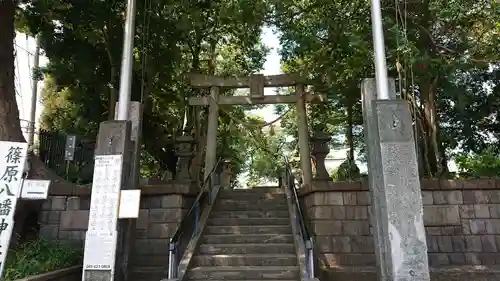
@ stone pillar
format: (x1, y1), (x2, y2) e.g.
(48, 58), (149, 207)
(121, 101), (141, 281)
(204, 86), (219, 184)
(311, 132), (331, 180)
(175, 135), (195, 181)
(362, 79), (394, 281)
(82, 121), (132, 281)
(361, 78), (430, 281)
(113, 102), (140, 281)
(295, 84), (313, 187)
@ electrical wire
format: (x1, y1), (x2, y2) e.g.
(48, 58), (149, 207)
(14, 43), (25, 117)
(26, 35), (34, 92)
(14, 42), (34, 56)
(206, 87), (312, 129)
(395, 0), (403, 94)
(139, 0), (152, 104)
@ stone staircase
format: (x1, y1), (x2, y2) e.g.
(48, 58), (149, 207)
(186, 187), (300, 281)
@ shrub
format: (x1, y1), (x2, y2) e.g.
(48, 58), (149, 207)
(2, 238), (82, 281)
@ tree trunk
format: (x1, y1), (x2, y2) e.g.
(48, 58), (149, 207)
(188, 37), (203, 182)
(416, 0), (445, 178)
(420, 78), (442, 178)
(1, 1), (79, 244)
(346, 100), (355, 161)
(0, 0), (24, 143)
(191, 37), (217, 184)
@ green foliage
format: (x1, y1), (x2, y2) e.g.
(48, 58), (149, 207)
(246, 126), (288, 186)
(2, 238), (82, 281)
(331, 160), (361, 182)
(455, 147), (500, 179)
(17, 0), (271, 179)
(7, 0), (500, 182)
(271, 0), (500, 177)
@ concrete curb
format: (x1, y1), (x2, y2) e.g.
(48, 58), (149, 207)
(14, 265), (82, 281)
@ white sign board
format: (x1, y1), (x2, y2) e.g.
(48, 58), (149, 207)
(0, 141), (28, 278)
(0, 222), (14, 277)
(21, 180), (51, 200)
(83, 231), (117, 271)
(83, 154), (123, 279)
(87, 155), (123, 233)
(118, 190), (141, 219)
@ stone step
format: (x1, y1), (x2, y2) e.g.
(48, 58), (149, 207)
(187, 266), (299, 280)
(188, 279), (296, 281)
(199, 243), (295, 255)
(219, 190), (285, 200)
(187, 279), (296, 281)
(217, 198), (287, 204)
(214, 201), (288, 211)
(211, 210), (290, 218)
(193, 254), (297, 267)
(221, 186), (282, 190)
(203, 234), (294, 244)
(205, 225), (292, 235)
(208, 217), (290, 226)
(129, 266), (165, 281)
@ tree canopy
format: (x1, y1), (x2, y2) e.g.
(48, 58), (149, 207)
(0, 0), (499, 185)
(272, 0), (500, 179)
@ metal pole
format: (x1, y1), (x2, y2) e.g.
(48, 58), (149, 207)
(27, 35), (41, 149)
(369, 0), (390, 100)
(116, 0), (137, 120)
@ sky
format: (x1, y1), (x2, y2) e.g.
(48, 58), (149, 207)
(247, 26), (281, 122)
(14, 33), (48, 136)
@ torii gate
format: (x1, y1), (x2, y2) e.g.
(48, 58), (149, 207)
(188, 73), (327, 187)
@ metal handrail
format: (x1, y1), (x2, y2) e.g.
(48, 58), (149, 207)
(168, 157), (222, 279)
(282, 156), (315, 279)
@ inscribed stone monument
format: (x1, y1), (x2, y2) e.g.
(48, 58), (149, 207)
(361, 78), (430, 281)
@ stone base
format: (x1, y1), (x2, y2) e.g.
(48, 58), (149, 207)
(308, 179), (367, 192)
(319, 266), (500, 281)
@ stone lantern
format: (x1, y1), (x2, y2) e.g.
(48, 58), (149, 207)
(175, 135), (196, 181)
(311, 131), (332, 181)
(220, 160), (233, 189)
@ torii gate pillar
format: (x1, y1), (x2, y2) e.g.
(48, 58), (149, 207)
(296, 84), (312, 186)
(204, 86), (219, 184)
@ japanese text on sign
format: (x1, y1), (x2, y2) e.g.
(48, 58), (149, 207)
(83, 232), (117, 272)
(88, 155), (123, 233)
(21, 180), (51, 200)
(0, 142), (28, 278)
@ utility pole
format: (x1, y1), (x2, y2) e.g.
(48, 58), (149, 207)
(26, 35), (41, 149)
(116, 0), (137, 120)
(369, 0), (390, 100)
(364, 2), (432, 281)
(82, 2), (139, 281)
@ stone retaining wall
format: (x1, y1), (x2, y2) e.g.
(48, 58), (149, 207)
(300, 179), (500, 268)
(38, 183), (196, 278)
